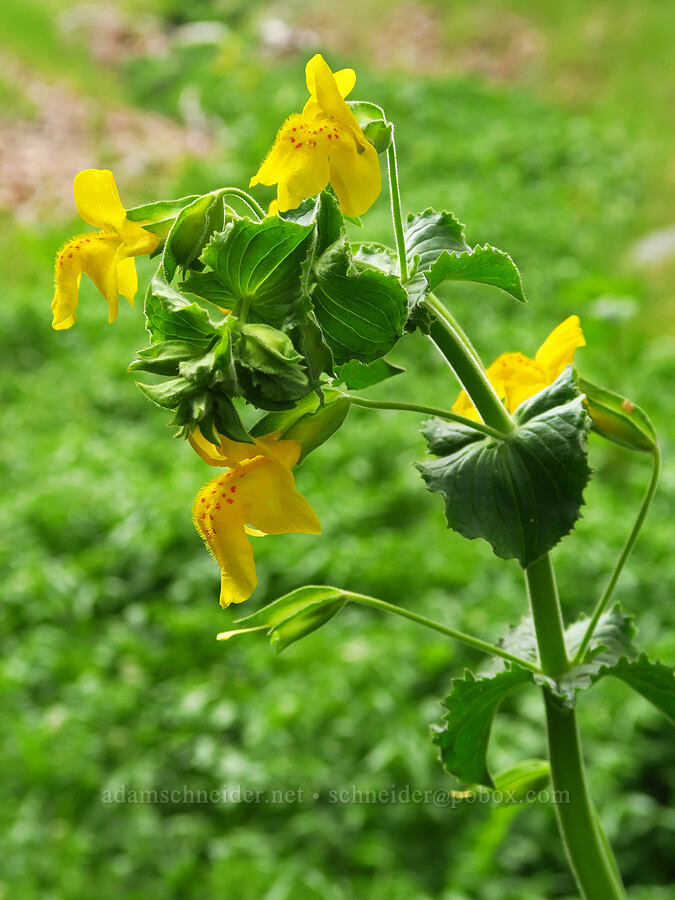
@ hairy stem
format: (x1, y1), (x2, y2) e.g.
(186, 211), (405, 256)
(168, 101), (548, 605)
(386, 137), (408, 283)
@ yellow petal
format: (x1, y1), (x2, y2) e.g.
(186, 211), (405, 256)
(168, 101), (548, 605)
(239, 457), (321, 536)
(303, 54), (361, 134)
(451, 389), (482, 422)
(73, 169), (127, 233)
(250, 114), (331, 212)
(189, 429), (300, 469)
(193, 476), (257, 607)
(252, 433), (301, 468)
(327, 127), (381, 217)
(534, 315), (586, 383)
(487, 352), (547, 412)
(116, 256), (138, 306)
(119, 218), (160, 257)
(333, 67), (356, 98)
(52, 233), (122, 329)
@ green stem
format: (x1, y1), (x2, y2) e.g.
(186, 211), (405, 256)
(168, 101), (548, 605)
(343, 394), (505, 440)
(221, 187), (266, 220)
(526, 556), (626, 899)
(343, 592), (540, 673)
(544, 695), (626, 899)
(386, 137), (408, 283)
(429, 292), (485, 368)
(572, 445), (661, 665)
(525, 555), (569, 678)
(425, 296), (515, 434)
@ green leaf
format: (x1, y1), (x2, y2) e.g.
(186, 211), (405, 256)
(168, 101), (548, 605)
(425, 244), (526, 303)
(418, 368), (591, 567)
(125, 195), (200, 246)
(494, 607), (640, 707)
(291, 312), (335, 387)
(201, 217), (314, 329)
(144, 270), (218, 347)
(404, 208), (469, 273)
(403, 273), (434, 333)
(224, 585), (347, 652)
(238, 323), (306, 381)
(433, 667), (534, 787)
(144, 276), (217, 347)
(128, 340), (204, 376)
(310, 239), (408, 365)
(335, 358), (405, 390)
(597, 653), (675, 722)
(352, 242), (398, 275)
(126, 195), (200, 224)
(210, 394), (252, 444)
(233, 323), (310, 411)
(136, 376), (194, 410)
(578, 377), (657, 453)
(550, 607), (637, 704)
(180, 271), (233, 310)
(163, 192), (225, 282)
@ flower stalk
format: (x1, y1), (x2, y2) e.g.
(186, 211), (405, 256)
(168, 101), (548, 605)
(385, 170), (626, 895)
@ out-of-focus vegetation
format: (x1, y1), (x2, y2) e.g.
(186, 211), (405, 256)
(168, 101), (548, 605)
(1, 1), (673, 897)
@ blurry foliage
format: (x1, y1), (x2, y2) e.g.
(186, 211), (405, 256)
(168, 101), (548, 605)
(1, 1), (674, 898)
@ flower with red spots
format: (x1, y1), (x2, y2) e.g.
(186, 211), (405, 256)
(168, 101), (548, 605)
(190, 429), (321, 608)
(51, 169), (158, 330)
(250, 54), (381, 218)
(453, 316), (586, 421)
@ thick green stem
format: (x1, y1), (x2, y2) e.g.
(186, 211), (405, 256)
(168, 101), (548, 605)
(573, 445), (661, 664)
(544, 696), (626, 899)
(525, 555), (569, 678)
(425, 298), (515, 434)
(429, 292), (485, 368)
(344, 592), (540, 672)
(526, 556), (626, 899)
(386, 138), (408, 283)
(343, 394), (504, 440)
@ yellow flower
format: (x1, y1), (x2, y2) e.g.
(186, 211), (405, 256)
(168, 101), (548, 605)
(52, 169), (159, 330)
(190, 429), (321, 608)
(453, 316), (586, 421)
(250, 53), (381, 218)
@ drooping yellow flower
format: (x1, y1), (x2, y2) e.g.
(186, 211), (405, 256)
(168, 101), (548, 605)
(51, 169), (159, 330)
(453, 316), (586, 421)
(250, 54), (381, 218)
(190, 429), (321, 608)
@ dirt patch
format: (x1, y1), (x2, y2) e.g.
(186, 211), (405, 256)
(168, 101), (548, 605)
(0, 52), (213, 223)
(271, 1), (544, 82)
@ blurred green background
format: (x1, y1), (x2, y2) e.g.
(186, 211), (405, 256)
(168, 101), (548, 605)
(1, 1), (673, 897)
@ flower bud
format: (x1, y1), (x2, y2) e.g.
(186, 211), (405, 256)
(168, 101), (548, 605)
(578, 377), (657, 453)
(252, 390), (350, 462)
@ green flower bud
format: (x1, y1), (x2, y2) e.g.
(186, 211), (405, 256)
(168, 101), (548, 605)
(252, 389), (350, 462)
(578, 377), (657, 453)
(348, 100), (394, 154)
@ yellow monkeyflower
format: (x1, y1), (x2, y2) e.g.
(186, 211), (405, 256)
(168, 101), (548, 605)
(52, 169), (159, 330)
(453, 316), (586, 421)
(190, 429), (321, 608)
(250, 53), (381, 218)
